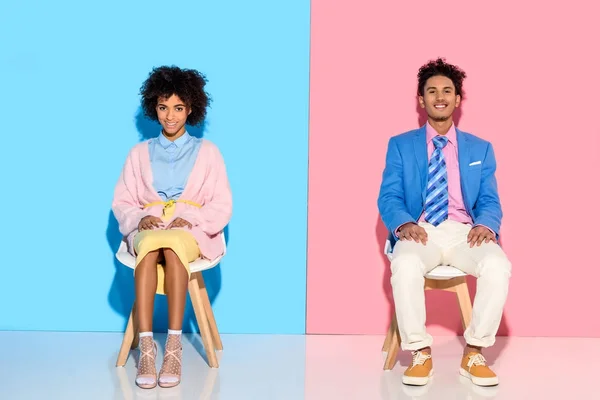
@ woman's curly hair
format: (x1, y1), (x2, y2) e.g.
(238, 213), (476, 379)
(140, 66), (211, 126)
(417, 58), (466, 97)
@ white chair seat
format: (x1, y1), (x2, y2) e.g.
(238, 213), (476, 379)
(384, 238), (466, 281)
(425, 265), (466, 280)
(115, 232), (226, 273)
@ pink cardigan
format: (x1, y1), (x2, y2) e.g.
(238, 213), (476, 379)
(112, 139), (232, 260)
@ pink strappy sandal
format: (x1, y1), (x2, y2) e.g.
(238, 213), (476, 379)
(158, 336), (183, 388)
(135, 336), (158, 389)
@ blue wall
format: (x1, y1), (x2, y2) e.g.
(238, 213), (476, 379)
(0, 1), (310, 333)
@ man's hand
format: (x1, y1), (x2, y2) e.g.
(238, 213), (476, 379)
(467, 226), (496, 248)
(138, 215), (164, 231)
(166, 217), (192, 230)
(397, 223), (428, 245)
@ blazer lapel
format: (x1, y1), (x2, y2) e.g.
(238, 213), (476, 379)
(456, 129), (471, 206)
(412, 126), (428, 202)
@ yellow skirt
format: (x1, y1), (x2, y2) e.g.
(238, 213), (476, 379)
(133, 204), (201, 295)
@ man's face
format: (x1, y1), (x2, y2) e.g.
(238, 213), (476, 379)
(419, 75), (461, 122)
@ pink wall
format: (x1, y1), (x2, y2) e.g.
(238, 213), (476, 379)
(307, 0), (600, 337)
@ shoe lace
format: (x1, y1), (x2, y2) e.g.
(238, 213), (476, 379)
(410, 351), (432, 368)
(467, 353), (487, 368)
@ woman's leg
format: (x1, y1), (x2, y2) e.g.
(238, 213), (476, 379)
(163, 248), (189, 330)
(159, 247), (189, 387)
(135, 250), (160, 332)
(134, 249), (161, 389)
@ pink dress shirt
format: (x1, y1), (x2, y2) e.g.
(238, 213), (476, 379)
(418, 122), (472, 224)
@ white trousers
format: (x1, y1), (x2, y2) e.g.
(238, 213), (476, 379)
(390, 220), (511, 351)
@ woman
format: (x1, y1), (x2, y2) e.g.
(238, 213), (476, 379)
(112, 66), (232, 389)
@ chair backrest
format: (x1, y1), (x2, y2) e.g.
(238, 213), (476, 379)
(115, 231), (227, 273)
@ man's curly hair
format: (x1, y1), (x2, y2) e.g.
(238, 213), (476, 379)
(140, 66), (211, 126)
(417, 58), (466, 97)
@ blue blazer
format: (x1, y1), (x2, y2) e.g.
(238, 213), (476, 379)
(377, 126), (503, 240)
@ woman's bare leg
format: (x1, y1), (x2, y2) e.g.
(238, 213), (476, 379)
(159, 248), (188, 387)
(135, 250), (160, 332)
(163, 248), (189, 330)
(134, 249), (161, 389)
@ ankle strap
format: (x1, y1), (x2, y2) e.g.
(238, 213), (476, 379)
(163, 346), (182, 367)
(139, 340), (157, 362)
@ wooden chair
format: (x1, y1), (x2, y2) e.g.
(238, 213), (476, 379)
(114, 233), (226, 369)
(381, 235), (473, 370)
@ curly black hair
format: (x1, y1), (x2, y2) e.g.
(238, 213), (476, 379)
(417, 58), (467, 97)
(140, 66), (211, 126)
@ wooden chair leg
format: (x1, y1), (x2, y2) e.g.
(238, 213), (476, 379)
(382, 315), (395, 352)
(196, 272), (223, 351)
(383, 313), (400, 370)
(454, 278), (473, 330)
(424, 277), (437, 291)
(130, 301), (139, 349)
(189, 272), (219, 368)
(116, 301), (137, 367)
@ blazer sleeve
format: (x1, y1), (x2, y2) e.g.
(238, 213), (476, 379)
(377, 137), (416, 236)
(112, 151), (147, 237)
(179, 146), (232, 236)
(472, 143), (502, 235)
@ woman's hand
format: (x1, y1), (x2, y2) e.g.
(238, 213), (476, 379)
(138, 215), (164, 231)
(167, 217), (192, 230)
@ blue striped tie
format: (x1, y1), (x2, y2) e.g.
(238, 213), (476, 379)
(424, 136), (449, 226)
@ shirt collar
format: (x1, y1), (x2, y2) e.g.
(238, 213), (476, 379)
(158, 131), (191, 149)
(425, 121), (456, 145)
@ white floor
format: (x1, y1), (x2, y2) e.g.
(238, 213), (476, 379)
(0, 332), (597, 400)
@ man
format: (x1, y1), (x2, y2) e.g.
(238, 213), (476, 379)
(377, 58), (511, 387)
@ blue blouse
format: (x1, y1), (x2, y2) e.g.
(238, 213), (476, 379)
(148, 132), (202, 201)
